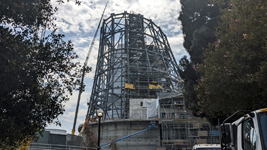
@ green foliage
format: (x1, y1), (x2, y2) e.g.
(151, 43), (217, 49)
(196, 0), (267, 124)
(0, 0), (83, 147)
(178, 0), (221, 116)
(178, 56), (201, 116)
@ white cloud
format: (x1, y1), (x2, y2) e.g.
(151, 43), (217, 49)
(168, 35), (184, 49)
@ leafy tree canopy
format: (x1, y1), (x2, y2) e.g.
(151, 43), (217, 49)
(178, 0), (221, 116)
(0, 0), (85, 147)
(196, 0), (267, 124)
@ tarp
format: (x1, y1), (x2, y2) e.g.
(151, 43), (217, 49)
(142, 98), (159, 119)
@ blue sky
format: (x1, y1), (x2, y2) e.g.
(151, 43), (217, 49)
(46, 0), (189, 134)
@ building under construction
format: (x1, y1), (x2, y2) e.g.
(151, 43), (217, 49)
(86, 12), (219, 150)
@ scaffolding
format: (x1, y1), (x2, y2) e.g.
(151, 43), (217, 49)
(159, 96), (220, 150)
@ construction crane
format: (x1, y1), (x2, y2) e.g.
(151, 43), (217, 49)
(72, 0), (109, 135)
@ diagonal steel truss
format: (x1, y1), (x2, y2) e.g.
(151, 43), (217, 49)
(87, 12), (182, 120)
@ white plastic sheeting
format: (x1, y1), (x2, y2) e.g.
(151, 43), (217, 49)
(142, 98), (159, 119)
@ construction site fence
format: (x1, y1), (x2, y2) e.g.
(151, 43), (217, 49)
(27, 143), (97, 150)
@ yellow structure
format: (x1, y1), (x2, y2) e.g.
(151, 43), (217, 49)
(125, 83), (135, 89)
(149, 83), (162, 89)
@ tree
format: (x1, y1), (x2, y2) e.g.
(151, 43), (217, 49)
(108, 139), (119, 150)
(196, 0), (267, 124)
(0, 0), (83, 147)
(83, 122), (97, 148)
(178, 0), (221, 116)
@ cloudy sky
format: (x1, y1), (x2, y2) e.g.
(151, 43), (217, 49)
(46, 0), (189, 134)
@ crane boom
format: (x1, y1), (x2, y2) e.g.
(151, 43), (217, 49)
(72, 0), (109, 135)
(84, 0), (109, 66)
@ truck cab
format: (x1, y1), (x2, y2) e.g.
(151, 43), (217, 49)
(220, 108), (267, 150)
(192, 144), (221, 150)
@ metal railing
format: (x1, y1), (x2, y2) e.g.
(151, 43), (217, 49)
(28, 143), (97, 150)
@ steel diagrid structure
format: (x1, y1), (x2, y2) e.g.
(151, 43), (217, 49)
(87, 12), (182, 120)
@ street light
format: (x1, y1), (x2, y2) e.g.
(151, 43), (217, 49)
(97, 109), (103, 150)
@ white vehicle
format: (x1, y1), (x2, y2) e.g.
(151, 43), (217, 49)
(192, 144), (221, 150)
(220, 108), (267, 150)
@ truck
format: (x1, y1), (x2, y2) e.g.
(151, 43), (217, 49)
(192, 144), (221, 150)
(220, 108), (267, 150)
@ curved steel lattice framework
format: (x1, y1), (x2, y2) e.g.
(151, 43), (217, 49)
(87, 12), (182, 120)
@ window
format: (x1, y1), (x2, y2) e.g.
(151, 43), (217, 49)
(242, 119), (256, 150)
(258, 112), (267, 149)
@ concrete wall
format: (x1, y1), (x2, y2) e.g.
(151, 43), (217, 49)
(91, 120), (161, 150)
(129, 99), (147, 119)
(129, 98), (159, 120)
